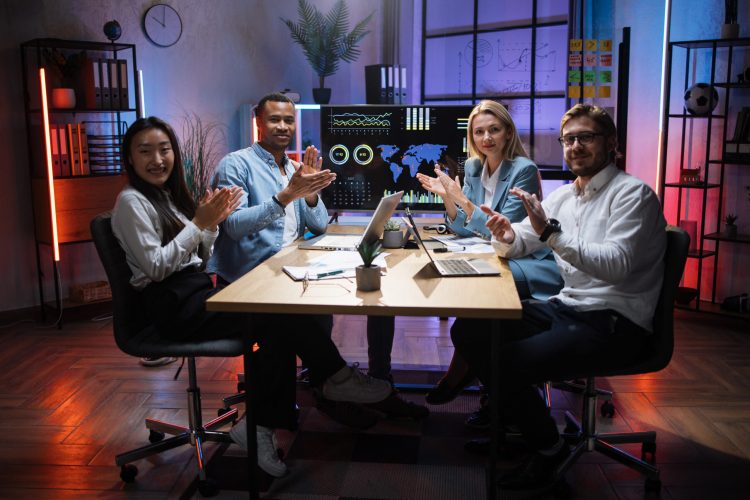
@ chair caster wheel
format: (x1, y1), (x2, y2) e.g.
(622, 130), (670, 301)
(120, 464), (138, 483)
(148, 430), (165, 443)
(600, 400), (615, 418)
(198, 477), (220, 497)
(645, 477), (661, 492)
(217, 407), (235, 420)
(642, 441), (657, 463)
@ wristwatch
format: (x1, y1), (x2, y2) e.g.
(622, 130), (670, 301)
(539, 218), (561, 242)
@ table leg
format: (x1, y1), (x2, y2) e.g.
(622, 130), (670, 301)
(487, 319), (500, 500)
(244, 328), (259, 500)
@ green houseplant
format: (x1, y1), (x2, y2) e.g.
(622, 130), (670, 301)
(356, 240), (382, 291)
(179, 112), (224, 203)
(281, 0), (373, 104)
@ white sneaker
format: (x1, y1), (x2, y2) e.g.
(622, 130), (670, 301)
(229, 419), (287, 477)
(322, 362), (392, 404)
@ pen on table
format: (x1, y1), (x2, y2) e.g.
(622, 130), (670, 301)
(316, 269), (345, 278)
(434, 246), (465, 253)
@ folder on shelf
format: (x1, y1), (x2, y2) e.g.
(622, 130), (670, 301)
(49, 124), (61, 177)
(99, 58), (111, 109)
(107, 59), (119, 110)
(67, 123), (79, 176)
(58, 126), (70, 176)
(118, 59), (129, 109)
(80, 56), (99, 109)
(78, 124), (90, 175)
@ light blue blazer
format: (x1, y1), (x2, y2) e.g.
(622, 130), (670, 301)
(446, 156), (563, 300)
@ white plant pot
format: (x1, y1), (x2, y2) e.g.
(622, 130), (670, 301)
(355, 265), (381, 291)
(382, 230), (404, 248)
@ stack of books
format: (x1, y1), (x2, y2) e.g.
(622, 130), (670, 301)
(725, 107), (750, 163)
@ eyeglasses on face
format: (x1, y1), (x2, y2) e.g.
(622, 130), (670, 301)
(557, 132), (603, 147)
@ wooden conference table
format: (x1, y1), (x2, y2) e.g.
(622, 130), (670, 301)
(206, 224), (522, 499)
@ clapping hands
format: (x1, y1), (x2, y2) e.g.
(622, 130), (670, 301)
(193, 186), (244, 231)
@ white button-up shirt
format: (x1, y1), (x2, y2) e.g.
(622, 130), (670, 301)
(492, 164), (667, 331)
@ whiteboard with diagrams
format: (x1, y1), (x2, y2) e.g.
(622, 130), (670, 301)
(425, 24), (567, 97)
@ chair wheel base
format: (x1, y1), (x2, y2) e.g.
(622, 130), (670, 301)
(120, 464), (138, 483)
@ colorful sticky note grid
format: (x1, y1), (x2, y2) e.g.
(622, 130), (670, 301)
(569, 39), (583, 51)
(569, 85), (581, 98)
(598, 86), (611, 98)
(569, 53), (582, 67)
(583, 71), (596, 83)
(568, 70), (582, 83)
(584, 54), (598, 67)
(600, 39), (612, 51)
(583, 86), (596, 98)
(585, 39), (598, 51)
(599, 71), (612, 83)
(600, 54), (612, 66)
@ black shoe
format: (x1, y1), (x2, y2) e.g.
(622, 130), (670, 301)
(464, 403), (490, 430)
(366, 391), (430, 420)
(313, 391), (380, 429)
(425, 372), (475, 405)
(497, 444), (571, 491)
(464, 438), (528, 460)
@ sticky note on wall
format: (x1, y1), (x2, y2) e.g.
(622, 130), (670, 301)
(569, 86), (581, 98)
(600, 40), (612, 51)
(598, 86), (611, 98)
(584, 54), (597, 66)
(583, 86), (596, 98)
(599, 71), (612, 83)
(569, 39), (583, 51)
(583, 71), (596, 83)
(568, 70), (582, 82)
(585, 39), (598, 51)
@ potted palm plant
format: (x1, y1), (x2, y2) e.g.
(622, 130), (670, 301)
(356, 240), (382, 291)
(281, 0), (373, 104)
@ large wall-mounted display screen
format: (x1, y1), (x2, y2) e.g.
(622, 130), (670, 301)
(320, 105), (473, 212)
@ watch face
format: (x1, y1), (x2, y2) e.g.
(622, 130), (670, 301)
(144, 4), (182, 47)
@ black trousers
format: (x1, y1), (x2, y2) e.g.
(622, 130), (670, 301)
(142, 270), (345, 429)
(450, 299), (648, 450)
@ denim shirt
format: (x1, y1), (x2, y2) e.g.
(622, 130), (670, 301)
(207, 143), (329, 282)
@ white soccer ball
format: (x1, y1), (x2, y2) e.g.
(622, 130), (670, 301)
(683, 83), (719, 116)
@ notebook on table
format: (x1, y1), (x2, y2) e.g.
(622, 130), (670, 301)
(298, 191), (404, 251)
(403, 208), (500, 277)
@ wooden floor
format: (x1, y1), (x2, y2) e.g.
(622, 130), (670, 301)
(0, 308), (748, 498)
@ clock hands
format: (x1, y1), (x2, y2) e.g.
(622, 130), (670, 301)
(151, 15), (165, 28)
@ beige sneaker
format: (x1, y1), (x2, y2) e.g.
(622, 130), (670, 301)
(322, 362), (392, 403)
(229, 419), (287, 477)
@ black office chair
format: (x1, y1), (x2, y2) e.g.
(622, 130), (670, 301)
(90, 213), (245, 497)
(555, 226), (690, 492)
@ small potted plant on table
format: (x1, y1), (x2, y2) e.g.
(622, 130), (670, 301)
(725, 213), (738, 238)
(356, 240), (382, 291)
(382, 219), (404, 248)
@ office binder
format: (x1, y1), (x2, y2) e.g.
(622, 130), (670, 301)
(365, 64), (392, 104)
(58, 126), (70, 176)
(49, 124), (61, 177)
(78, 124), (90, 175)
(118, 60), (129, 109)
(99, 58), (111, 109)
(108, 59), (119, 109)
(67, 123), (79, 175)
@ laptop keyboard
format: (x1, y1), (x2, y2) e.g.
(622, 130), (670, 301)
(438, 259), (478, 275)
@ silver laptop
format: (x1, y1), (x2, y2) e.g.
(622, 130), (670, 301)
(299, 191), (404, 251)
(403, 209), (500, 277)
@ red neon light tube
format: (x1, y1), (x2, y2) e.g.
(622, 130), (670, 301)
(40, 68), (60, 261)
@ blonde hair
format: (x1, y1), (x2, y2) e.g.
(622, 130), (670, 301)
(466, 100), (528, 163)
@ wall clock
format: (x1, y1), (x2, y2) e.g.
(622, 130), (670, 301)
(143, 4), (182, 47)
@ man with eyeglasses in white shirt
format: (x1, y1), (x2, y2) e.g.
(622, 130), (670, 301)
(451, 104), (667, 491)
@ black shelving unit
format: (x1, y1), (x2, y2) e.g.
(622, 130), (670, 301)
(658, 37), (750, 311)
(20, 38), (141, 325)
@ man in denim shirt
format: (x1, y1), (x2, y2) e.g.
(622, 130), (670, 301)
(209, 93), (398, 439)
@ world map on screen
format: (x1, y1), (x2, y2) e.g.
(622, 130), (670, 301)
(378, 143), (447, 183)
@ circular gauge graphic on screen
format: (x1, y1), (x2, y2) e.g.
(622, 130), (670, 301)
(353, 144), (374, 165)
(329, 144), (349, 165)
